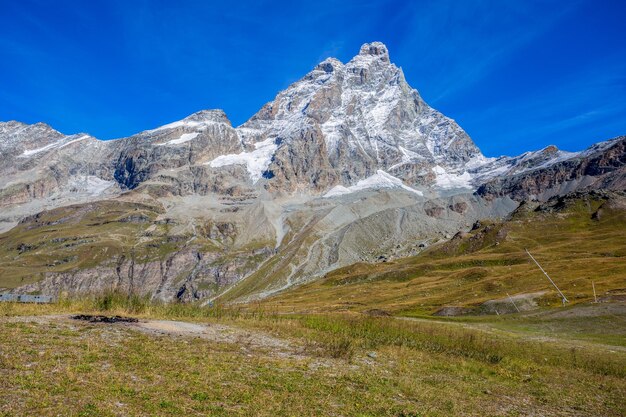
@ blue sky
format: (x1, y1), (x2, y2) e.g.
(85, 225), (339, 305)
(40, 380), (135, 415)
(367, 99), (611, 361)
(0, 0), (624, 156)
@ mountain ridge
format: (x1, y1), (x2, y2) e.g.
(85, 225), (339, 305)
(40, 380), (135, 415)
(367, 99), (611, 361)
(0, 42), (624, 303)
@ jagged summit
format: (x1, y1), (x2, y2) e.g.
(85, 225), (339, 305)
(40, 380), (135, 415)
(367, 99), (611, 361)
(0, 120), (60, 136)
(145, 109), (232, 134)
(0, 120), (27, 130)
(0, 120), (65, 156)
(542, 145), (559, 153)
(315, 57), (343, 73)
(230, 41), (481, 192)
(315, 41), (390, 72)
(358, 41), (390, 62)
(184, 109), (231, 125)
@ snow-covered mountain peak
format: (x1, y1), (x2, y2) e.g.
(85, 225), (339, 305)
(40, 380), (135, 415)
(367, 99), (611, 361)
(183, 109), (231, 125)
(0, 120), (27, 131)
(357, 41), (390, 62)
(224, 42), (485, 191)
(147, 109), (232, 134)
(345, 42), (398, 88)
(542, 144), (559, 153)
(0, 120), (61, 138)
(315, 57), (344, 73)
(0, 120), (66, 156)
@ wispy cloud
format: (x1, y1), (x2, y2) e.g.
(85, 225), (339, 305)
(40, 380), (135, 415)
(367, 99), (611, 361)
(392, 0), (584, 103)
(455, 59), (626, 155)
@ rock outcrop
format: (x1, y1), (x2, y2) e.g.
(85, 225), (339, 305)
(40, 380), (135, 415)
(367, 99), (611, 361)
(476, 137), (626, 200)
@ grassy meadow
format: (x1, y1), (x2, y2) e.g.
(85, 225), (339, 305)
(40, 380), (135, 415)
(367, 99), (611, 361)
(1, 293), (625, 416)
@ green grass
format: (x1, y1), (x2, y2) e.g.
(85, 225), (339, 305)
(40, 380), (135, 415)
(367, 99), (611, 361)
(1, 297), (625, 416)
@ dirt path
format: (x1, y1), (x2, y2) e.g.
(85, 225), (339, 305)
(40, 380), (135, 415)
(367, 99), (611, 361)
(4, 314), (303, 359)
(130, 319), (299, 357)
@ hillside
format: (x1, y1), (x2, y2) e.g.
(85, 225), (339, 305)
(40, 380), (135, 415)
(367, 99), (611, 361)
(258, 191), (626, 315)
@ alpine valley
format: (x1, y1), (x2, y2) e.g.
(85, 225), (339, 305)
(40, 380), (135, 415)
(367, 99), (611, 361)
(1, 42), (624, 308)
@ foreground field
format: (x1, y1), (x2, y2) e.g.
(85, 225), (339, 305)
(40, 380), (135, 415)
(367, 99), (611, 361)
(1, 299), (625, 416)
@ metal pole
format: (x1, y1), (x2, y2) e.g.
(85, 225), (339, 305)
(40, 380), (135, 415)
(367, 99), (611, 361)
(506, 292), (520, 313)
(592, 281), (598, 303)
(525, 249), (569, 304)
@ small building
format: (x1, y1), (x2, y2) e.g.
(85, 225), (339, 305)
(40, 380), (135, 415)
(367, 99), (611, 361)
(0, 293), (54, 303)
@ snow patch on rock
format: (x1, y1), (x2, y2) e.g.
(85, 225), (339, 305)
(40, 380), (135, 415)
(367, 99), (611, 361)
(324, 170), (423, 197)
(208, 138), (278, 183)
(66, 175), (116, 196)
(157, 132), (199, 146)
(432, 165), (473, 189)
(389, 146), (424, 170)
(149, 120), (206, 132)
(20, 135), (89, 157)
(148, 111), (230, 133)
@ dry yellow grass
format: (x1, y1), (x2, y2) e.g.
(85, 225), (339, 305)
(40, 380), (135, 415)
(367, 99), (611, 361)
(259, 193), (626, 315)
(1, 300), (625, 416)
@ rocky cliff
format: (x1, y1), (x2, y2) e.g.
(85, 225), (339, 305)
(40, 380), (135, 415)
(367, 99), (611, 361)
(476, 137), (626, 200)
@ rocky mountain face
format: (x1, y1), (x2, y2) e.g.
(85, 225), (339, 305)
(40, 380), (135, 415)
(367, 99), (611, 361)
(476, 137), (626, 200)
(112, 110), (242, 190)
(0, 42), (624, 302)
(0, 121), (117, 227)
(234, 42), (481, 193)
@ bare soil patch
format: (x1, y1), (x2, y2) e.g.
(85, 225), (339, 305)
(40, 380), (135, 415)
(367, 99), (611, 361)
(6, 314), (305, 360)
(130, 319), (300, 358)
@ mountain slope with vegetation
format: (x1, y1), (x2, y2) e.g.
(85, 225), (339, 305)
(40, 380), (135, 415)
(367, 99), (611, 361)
(259, 191), (626, 315)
